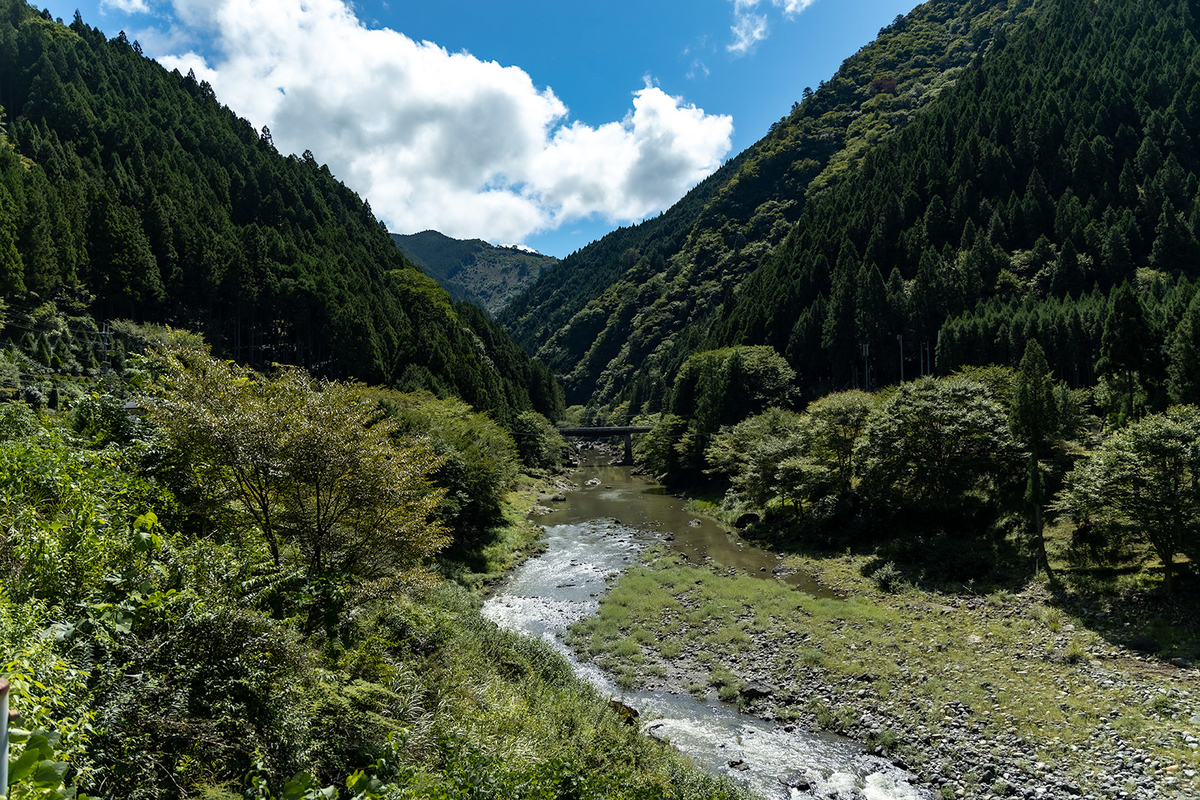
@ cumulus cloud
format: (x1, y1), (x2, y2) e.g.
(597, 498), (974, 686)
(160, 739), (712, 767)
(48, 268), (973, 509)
(727, 0), (818, 54)
(146, 0), (732, 243)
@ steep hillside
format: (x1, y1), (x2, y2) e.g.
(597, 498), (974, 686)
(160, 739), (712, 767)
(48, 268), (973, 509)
(709, 0), (1200, 401)
(392, 230), (559, 316)
(0, 1), (560, 424)
(500, 0), (1031, 408)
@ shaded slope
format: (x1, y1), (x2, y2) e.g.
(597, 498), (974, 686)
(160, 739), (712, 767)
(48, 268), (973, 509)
(0, 2), (560, 423)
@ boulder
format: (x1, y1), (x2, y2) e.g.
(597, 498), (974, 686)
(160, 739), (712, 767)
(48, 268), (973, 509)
(1126, 636), (1161, 653)
(739, 681), (776, 701)
(734, 512), (761, 530)
(780, 773), (811, 790)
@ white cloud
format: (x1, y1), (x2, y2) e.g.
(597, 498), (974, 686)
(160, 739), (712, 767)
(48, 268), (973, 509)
(728, 12), (769, 54)
(146, 0), (732, 244)
(101, 0), (152, 13)
(774, 0), (818, 17)
(727, 0), (817, 54)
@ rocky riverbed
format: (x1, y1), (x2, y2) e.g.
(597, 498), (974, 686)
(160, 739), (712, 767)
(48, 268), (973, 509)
(569, 550), (1200, 800)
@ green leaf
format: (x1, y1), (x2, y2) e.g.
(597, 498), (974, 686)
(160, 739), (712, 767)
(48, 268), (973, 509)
(281, 772), (316, 800)
(31, 757), (69, 789)
(7, 747), (43, 784)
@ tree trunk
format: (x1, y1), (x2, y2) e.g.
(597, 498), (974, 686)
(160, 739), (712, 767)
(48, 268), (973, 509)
(1034, 501), (1053, 579)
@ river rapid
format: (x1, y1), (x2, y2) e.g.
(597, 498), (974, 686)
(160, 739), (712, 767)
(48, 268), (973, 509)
(482, 451), (932, 800)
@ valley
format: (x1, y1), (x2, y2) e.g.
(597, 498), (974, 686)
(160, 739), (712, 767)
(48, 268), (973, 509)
(3, 0), (1200, 797)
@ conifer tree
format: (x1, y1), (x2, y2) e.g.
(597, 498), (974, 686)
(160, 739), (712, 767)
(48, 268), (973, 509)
(1168, 292), (1200, 404)
(1098, 282), (1153, 423)
(1010, 339), (1060, 576)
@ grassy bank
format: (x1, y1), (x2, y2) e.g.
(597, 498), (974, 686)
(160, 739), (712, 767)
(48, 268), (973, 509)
(569, 545), (1200, 799)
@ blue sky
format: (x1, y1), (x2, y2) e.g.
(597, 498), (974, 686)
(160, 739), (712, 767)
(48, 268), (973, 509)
(39, 0), (917, 257)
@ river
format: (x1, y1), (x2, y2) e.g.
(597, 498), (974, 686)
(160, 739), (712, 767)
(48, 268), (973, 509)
(482, 451), (932, 800)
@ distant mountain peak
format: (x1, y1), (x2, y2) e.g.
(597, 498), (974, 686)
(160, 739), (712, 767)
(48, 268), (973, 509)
(392, 231), (558, 317)
(500, 243), (542, 255)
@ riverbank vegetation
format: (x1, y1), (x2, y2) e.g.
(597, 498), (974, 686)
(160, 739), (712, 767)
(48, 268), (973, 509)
(611, 335), (1200, 796)
(0, 326), (749, 800)
(635, 336), (1198, 603)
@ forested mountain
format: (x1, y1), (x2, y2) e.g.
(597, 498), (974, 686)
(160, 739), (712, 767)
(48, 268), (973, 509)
(0, 0), (561, 424)
(504, 0), (1200, 425)
(500, 0), (1032, 408)
(710, 0), (1200, 408)
(392, 230), (559, 316)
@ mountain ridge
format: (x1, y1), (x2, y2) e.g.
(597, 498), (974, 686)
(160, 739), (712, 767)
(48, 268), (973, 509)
(391, 229), (558, 316)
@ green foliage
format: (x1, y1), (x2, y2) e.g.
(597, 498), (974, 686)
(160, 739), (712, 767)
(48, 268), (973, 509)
(633, 414), (692, 478)
(1010, 340), (1060, 457)
(858, 376), (1019, 514)
(1010, 339), (1069, 574)
(0, 419), (173, 606)
(706, 407), (809, 507)
(1097, 282), (1157, 424)
(147, 347), (450, 608)
(805, 390), (876, 493)
(508, 409), (569, 471)
(671, 346), (795, 434)
(1054, 406), (1200, 594)
(369, 389), (519, 550)
(5, 727), (75, 800)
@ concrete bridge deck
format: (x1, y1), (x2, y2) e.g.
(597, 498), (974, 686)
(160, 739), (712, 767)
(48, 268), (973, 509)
(556, 426), (653, 436)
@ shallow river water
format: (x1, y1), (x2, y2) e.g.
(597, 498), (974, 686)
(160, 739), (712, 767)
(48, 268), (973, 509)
(482, 453), (931, 800)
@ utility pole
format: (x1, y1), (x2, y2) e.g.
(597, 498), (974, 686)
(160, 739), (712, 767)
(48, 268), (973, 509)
(897, 334), (904, 383)
(1, 678), (9, 793)
(862, 344), (870, 391)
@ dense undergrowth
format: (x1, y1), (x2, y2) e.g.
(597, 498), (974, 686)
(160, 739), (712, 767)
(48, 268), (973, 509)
(0, 327), (747, 800)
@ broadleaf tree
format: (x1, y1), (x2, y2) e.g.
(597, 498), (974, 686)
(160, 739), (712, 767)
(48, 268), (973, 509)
(1054, 406), (1200, 595)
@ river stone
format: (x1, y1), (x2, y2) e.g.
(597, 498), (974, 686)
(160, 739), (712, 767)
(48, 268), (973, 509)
(739, 681), (776, 700)
(1126, 636), (1161, 653)
(727, 759), (750, 771)
(607, 699), (639, 725)
(780, 773), (812, 790)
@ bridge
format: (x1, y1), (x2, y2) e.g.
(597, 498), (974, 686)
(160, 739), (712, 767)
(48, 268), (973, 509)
(557, 426), (653, 464)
